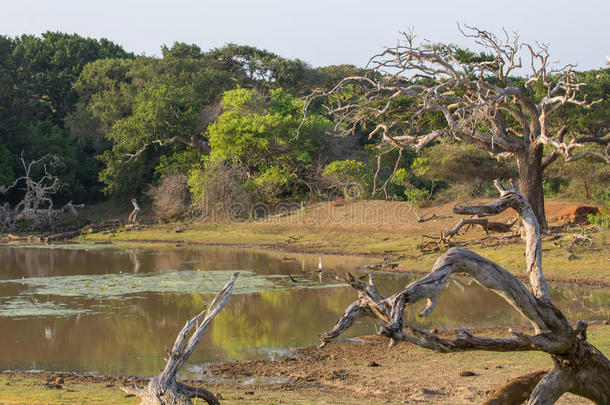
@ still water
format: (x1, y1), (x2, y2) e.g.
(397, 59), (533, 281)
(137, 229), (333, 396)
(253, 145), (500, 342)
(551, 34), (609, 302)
(0, 244), (608, 377)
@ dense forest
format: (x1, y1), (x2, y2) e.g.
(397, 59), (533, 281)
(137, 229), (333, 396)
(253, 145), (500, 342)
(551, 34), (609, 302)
(0, 32), (608, 225)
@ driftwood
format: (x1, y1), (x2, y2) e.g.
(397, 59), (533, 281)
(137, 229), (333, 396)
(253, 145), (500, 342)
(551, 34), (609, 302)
(319, 181), (610, 404)
(121, 273), (238, 405)
(128, 198), (140, 224)
(444, 217), (518, 238)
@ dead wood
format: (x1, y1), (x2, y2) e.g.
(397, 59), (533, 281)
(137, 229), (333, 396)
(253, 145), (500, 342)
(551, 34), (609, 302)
(303, 26), (609, 229)
(128, 198), (140, 224)
(0, 155), (84, 232)
(121, 273), (238, 405)
(319, 181), (610, 404)
(444, 217), (518, 238)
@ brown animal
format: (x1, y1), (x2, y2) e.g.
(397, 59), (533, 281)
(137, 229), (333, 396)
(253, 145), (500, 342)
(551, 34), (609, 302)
(483, 370), (547, 405)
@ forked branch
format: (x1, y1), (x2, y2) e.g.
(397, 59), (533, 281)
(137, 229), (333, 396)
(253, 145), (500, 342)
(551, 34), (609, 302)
(122, 273), (239, 405)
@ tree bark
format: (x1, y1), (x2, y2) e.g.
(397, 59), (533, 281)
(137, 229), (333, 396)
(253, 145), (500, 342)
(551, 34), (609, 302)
(517, 145), (548, 231)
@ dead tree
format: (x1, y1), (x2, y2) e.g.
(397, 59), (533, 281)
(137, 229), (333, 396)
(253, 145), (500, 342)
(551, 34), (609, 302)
(319, 182), (609, 404)
(121, 273), (238, 405)
(128, 198), (140, 224)
(305, 26), (609, 230)
(0, 154), (77, 232)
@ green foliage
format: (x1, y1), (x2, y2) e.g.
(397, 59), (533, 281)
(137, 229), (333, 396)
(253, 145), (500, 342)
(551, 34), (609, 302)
(410, 157), (430, 177)
(245, 165), (291, 202)
(322, 159), (373, 199)
(98, 84), (200, 196)
(403, 186), (430, 207)
(389, 168), (408, 186)
(154, 148), (203, 178)
(207, 87), (329, 202)
(389, 168), (432, 206)
(0, 32), (130, 203)
(542, 178), (567, 197)
(588, 205), (610, 229)
(421, 143), (516, 200)
(546, 151), (610, 200)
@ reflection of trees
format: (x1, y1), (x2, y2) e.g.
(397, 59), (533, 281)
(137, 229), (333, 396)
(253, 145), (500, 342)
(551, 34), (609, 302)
(549, 286), (610, 320)
(1, 244), (608, 377)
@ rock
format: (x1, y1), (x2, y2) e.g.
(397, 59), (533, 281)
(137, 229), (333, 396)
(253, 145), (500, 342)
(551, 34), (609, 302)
(367, 361), (380, 367)
(459, 371), (476, 377)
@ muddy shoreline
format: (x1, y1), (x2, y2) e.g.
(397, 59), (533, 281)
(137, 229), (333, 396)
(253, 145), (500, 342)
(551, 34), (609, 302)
(2, 324), (608, 404)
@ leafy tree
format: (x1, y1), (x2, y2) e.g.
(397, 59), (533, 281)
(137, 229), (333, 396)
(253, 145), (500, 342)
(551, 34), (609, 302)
(0, 32), (130, 202)
(192, 87), (331, 203)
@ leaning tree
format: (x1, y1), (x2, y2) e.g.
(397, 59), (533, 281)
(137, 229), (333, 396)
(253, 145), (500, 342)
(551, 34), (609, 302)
(306, 26), (609, 229)
(319, 181), (609, 403)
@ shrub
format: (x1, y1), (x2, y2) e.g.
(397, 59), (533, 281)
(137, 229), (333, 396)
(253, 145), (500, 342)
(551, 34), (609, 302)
(403, 186), (430, 207)
(244, 165), (291, 202)
(322, 159), (373, 199)
(188, 158), (251, 221)
(148, 174), (190, 222)
(424, 143), (516, 189)
(588, 205), (610, 229)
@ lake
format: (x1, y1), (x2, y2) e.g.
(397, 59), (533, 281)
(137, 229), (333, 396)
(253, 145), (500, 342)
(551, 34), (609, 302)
(0, 244), (608, 378)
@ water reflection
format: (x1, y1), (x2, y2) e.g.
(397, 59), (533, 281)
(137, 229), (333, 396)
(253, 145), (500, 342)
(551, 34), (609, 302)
(0, 244), (608, 378)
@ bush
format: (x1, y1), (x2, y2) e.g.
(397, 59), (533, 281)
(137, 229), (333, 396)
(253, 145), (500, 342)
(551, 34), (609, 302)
(588, 205), (610, 229)
(188, 158), (251, 221)
(148, 174), (190, 222)
(322, 159), (373, 199)
(244, 165), (291, 202)
(403, 186), (430, 207)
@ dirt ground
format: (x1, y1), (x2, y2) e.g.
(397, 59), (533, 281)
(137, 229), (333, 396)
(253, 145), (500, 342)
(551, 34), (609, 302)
(2, 324), (608, 404)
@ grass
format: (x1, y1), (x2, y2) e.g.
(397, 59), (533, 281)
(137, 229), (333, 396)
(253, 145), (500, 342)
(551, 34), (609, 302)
(78, 200), (610, 284)
(0, 376), (138, 405)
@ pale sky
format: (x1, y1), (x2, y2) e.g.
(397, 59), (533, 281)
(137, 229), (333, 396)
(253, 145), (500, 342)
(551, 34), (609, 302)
(1, 0), (608, 71)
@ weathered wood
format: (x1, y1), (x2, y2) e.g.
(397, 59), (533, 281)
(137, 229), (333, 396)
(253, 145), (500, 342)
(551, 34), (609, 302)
(319, 182), (610, 404)
(0, 155), (84, 232)
(444, 217), (517, 239)
(121, 273), (239, 405)
(128, 198), (140, 224)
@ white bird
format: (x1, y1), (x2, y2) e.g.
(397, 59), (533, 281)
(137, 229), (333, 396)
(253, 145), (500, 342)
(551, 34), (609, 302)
(318, 257), (323, 271)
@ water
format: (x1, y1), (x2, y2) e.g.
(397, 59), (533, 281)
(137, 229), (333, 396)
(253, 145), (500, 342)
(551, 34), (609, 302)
(0, 244), (608, 378)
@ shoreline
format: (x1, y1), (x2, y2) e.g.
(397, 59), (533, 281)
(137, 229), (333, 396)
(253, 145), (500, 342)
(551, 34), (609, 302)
(2, 324), (609, 404)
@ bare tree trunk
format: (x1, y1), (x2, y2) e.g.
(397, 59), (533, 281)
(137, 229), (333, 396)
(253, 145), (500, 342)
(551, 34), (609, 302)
(517, 146), (548, 231)
(128, 198), (140, 224)
(318, 181), (610, 404)
(121, 273), (238, 405)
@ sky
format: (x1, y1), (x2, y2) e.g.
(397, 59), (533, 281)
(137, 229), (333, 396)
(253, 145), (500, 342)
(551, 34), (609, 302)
(1, 0), (608, 71)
